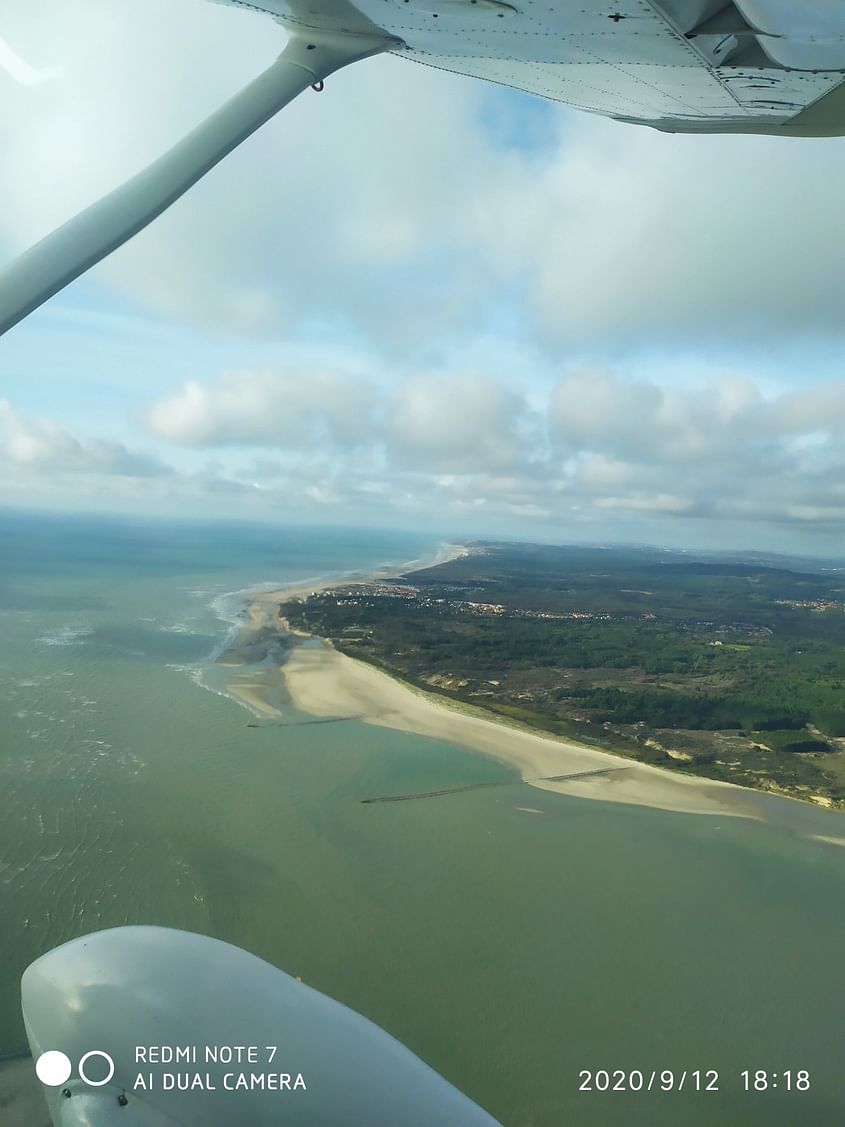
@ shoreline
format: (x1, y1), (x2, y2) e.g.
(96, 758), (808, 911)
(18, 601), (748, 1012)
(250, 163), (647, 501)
(219, 550), (811, 822)
(278, 640), (845, 829)
(209, 547), (845, 831)
(207, 543), (469, 717)
(279, 633), (765, 819)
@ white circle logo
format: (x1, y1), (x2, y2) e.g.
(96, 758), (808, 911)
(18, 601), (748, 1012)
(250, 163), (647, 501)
(35, 1051), (72, 1087)
(36, 1050), (116, 1088)
(78, 1050), (115, 1087)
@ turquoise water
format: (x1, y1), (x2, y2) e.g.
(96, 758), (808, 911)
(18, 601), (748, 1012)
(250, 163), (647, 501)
(1, 512), (844, 1126)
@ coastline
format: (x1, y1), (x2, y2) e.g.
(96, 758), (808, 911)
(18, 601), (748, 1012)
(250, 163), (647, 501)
(208, 543), (469, 719)
(279, 632), (766, 818)
(218, 545), (832, 822)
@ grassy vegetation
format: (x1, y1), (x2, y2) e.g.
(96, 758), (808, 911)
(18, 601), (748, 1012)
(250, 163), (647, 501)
(281, 542), (845, 807)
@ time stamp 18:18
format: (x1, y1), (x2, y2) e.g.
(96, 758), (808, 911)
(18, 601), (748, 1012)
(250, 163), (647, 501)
(577, 1069), (811, 1093)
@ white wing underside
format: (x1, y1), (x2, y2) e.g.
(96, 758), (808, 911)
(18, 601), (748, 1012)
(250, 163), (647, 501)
(219, 0), (845, 134)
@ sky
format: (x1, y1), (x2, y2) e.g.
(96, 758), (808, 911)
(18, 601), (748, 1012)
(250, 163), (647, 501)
(1, 0), (844, 556)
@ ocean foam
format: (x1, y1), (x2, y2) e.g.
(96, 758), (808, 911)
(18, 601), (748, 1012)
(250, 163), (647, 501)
(35, 624), (93, 647)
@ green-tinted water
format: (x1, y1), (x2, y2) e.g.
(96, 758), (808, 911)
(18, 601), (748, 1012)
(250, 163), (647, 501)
(1, 514), (844, 1126)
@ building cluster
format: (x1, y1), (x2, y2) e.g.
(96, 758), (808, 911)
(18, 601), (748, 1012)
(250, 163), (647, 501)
(313, 586), (789, 638)
(518, 609), (594, 621)
(454, 601), (507, 616)
(323, 583), (419, 604)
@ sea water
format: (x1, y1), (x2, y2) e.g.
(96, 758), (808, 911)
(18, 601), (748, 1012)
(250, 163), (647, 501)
(1, 511), (844, 1127)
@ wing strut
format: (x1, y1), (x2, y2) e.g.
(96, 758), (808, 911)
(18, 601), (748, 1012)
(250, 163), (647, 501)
(0, 29), (396, 337)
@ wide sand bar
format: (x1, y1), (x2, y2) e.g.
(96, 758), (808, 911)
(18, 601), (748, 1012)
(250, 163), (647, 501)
(229, 546), (843, 822)
(279, 635), (760, 817)
(234, 560), (777, 819)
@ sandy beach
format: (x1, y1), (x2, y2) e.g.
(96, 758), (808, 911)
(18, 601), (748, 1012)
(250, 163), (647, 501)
(212, 546), (470, 719)
(279, 636), (763, 817)
(221, 549), (798, 820)
(213, 546), (845, 830)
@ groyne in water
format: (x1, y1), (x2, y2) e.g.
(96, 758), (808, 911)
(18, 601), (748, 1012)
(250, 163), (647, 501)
(247, 715), (362, 728)
(361, 766), (629, 804)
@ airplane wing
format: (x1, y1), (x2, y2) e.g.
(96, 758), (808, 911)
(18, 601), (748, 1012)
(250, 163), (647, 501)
(225, 0), (845, 137)
(2, 0), (845, 336)
(23, 926), (502, 1126)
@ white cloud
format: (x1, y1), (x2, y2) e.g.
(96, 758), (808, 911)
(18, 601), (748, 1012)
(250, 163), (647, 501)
(144, 368), (373, 448)
(131, 361), (845, 544)
(5, 352), (844, 545)
(0, 399), (167, 477)
(386, 371), (531, 473)
(145, 366), (532, 472)
(551, 368), (791, 466)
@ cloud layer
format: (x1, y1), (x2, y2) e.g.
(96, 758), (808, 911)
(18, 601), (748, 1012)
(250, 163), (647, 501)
(134, 364), (845, 538)
(3, 1), (845, 355)
(0, 399), (167, 477)
(2, 359), (843, 551)
(1, 1), (843, 554)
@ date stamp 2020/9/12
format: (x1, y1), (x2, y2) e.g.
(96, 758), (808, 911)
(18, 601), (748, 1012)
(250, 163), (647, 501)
(578, 1069), (811, 1094)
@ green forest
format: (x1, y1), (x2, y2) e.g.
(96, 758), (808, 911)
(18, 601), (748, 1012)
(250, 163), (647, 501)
(281, 542), (845, 807)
